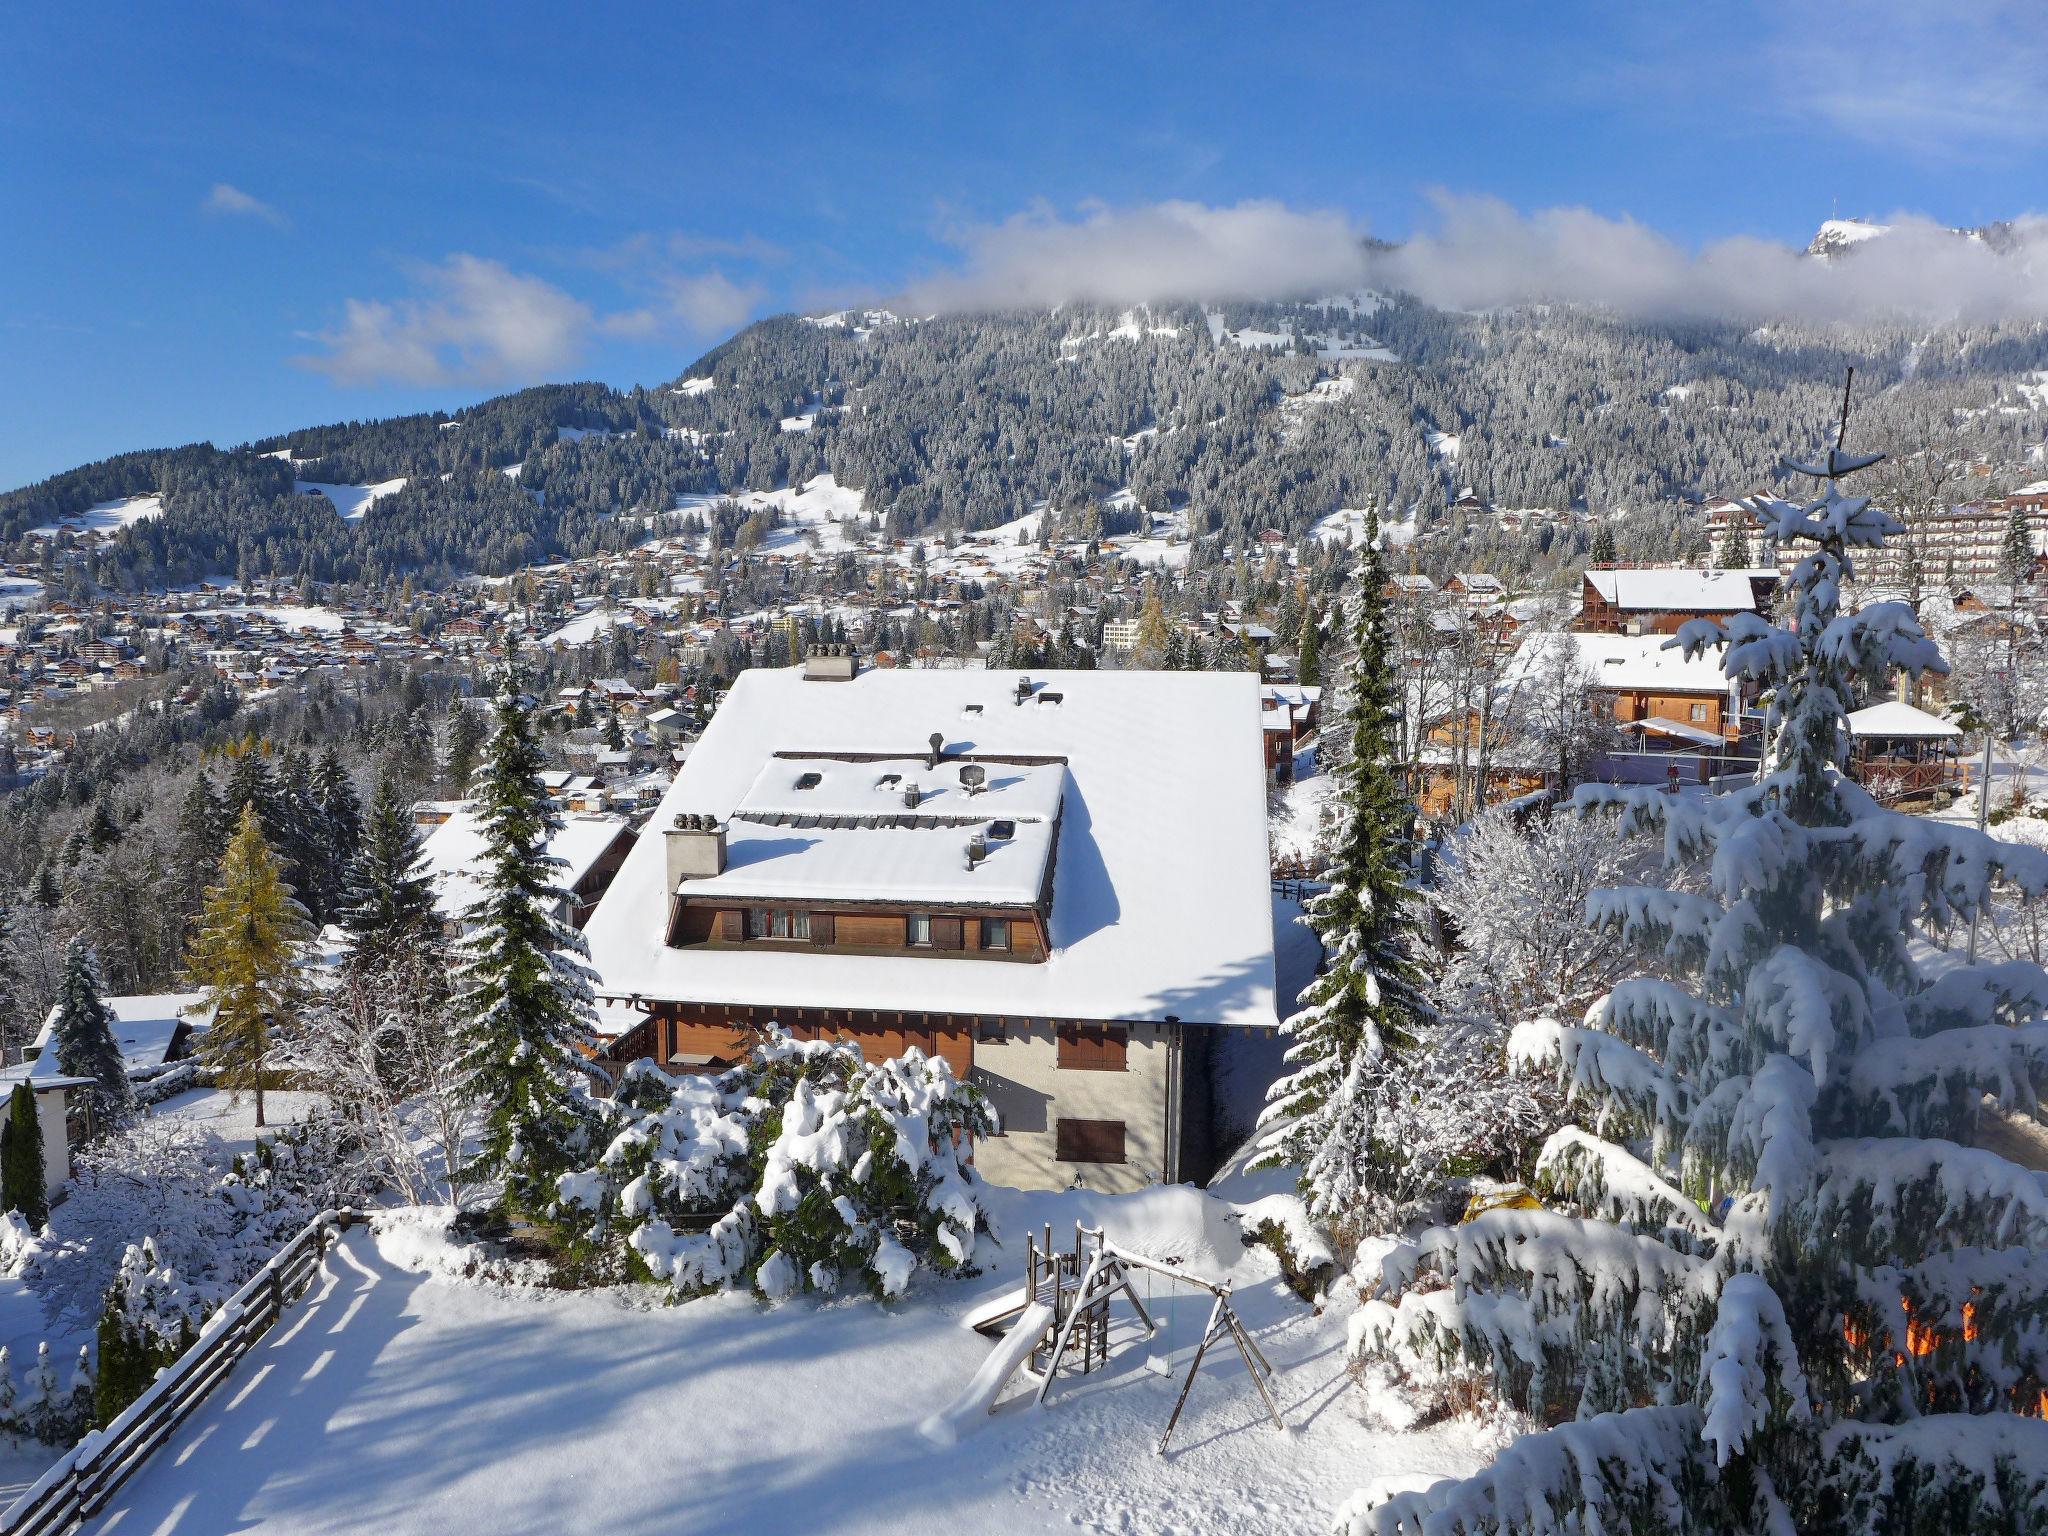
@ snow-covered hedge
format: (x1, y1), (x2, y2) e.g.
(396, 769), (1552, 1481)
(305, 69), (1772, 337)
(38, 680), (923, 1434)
(557, 1029), (995, 1301)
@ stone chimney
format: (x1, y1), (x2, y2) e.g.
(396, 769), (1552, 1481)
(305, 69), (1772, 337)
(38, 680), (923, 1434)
(803, 643), (857, 682)
(665, 813), (726, 893)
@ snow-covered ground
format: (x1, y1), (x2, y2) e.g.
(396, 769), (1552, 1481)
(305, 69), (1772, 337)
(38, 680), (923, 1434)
(674, 474), (871, 557)
(149, 1086), (325, 1155)
(1271, 740), (1334, 866)
(294, 478), (407, 522)
(197, 603), (352, 634)
(30, 494), (166, 539)
(77, 1178), (1487, 1536)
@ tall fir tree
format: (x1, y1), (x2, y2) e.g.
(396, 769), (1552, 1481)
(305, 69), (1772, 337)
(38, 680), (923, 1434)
(1348, 431), (2048, 1533)
(0, 1084), (44, 1227)
(1255, 513), (1433, 1222)
(443, 705), (486, 797)
(342, 776), (443, 972)
(185, 805), (314, 1128)
(50, 939), (133, 1135)
(1296, 600), (1322, 687)
(454, 687), (595, 1215)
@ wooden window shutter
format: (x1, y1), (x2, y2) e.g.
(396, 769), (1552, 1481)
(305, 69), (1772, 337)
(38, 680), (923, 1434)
(932, 916), (965, 950)
(719, 909), (744, 942)
(1056, 1118), (1127, 1164)
(1057, 1025), (1127, 1071)
(810, 912), (835, 945)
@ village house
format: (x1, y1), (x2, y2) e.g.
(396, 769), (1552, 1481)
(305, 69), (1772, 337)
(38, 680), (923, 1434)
(1575, 566), (1778, 635)
(583, 661), (1278, 1194)
(420, 808), (638, 931)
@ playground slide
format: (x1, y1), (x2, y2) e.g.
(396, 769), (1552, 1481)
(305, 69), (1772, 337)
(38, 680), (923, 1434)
(919, 1300), (1054, 1447)
(960, 1283), (1031, 1337)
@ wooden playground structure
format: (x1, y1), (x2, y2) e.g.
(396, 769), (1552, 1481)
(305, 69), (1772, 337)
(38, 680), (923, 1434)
(958, 1222), (1286, 1455)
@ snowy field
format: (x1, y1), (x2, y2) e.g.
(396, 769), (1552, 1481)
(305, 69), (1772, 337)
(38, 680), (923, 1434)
(293, 478), (407, 522)
(77, 1179), (1490, 1536)
(674, 474), (871, 557)
(30, 495), (165, 539)
(196, 604), (352, 634)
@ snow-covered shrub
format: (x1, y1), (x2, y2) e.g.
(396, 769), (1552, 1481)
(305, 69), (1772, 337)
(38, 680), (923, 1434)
(1347, 442), (2048, 1533)
(0, 1340), (97, 1448)
(558, 1028), (995, 1301)
(21, 1111), (351, 1332)
(94, 1237), (203, 1426)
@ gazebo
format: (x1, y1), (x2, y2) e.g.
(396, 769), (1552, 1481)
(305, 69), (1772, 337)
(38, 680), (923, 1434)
(1845, 701), (1965, 804)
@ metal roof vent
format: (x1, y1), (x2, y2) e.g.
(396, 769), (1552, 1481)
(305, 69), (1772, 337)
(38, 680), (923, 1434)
(876, 772), (902, 790)
(989, 818), (1016, 840)
(1013, 675), (1033, 706)
(965, 831), (988, 871)
(958, 764), (987, 794)
(794, 771), (822, 790)
(902, 781), (921, 809)
(927, 731), (945, 769)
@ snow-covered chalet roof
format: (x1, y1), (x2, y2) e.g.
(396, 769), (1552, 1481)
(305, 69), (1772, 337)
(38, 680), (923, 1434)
(1509, 632), (1733, 697)
(1846, 701), (1960, 740)
(1584, 568), (1763, 612)
(583, 666), (1278, 1028)
(420, 809), (634, 919)
(31, 991), (212, 1079)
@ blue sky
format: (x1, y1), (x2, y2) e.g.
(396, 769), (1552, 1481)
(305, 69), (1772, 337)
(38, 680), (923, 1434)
(4, 0), (2045, 490)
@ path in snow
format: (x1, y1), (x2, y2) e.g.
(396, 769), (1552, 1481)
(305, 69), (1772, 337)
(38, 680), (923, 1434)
(79, 1192), (1484, 1536)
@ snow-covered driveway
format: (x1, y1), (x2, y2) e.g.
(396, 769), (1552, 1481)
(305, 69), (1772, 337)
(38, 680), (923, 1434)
(80, 1192), (1487, 1535)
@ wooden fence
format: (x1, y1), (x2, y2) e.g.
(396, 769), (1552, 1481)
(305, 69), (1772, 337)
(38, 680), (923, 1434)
(1, 1208), (359, 1535)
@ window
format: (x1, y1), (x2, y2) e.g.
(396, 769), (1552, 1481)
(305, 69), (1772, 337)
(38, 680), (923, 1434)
(745, 908), (808, 940)
(1056, 1118), (1126, 1164)
(908, 913), (932, 946)
(1058, 1024), (1128, 1072)
(745, 908), (770, 939)
(982, 917), (1011, 952)
(789, 909), (811, 940)
(1689, 703), (1710, 724)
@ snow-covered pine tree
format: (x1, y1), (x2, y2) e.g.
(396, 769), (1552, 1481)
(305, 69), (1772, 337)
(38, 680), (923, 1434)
(51, 938), (134, 1135)
(1346, 436), (2048, 1533)
(341, 775), (442, 973)
(0, 1084), (44, 1227)
(1255, 514), (1434, 1224)
(454, 686), (596, 1216)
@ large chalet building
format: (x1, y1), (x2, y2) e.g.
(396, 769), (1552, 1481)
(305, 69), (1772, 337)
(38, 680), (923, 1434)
(583, 659), (1279, 1193)
(1575, 567), (1777, 635)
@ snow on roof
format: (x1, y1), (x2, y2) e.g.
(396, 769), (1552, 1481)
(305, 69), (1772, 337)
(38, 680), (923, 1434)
(1847, 701), (1961, 740)
(683, 755), (1065, 906)
(584, 667), (1277, 1028)
(1626, 715), (1725, 748)
(32, 991), (211, 1078)
(1583, 568), (1763, 612)
(1514, 632), (1733, 695)
(420, 809), (633, 918)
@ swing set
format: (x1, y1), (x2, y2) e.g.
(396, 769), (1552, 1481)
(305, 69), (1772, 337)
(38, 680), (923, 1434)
(966, 1222), (1286, 1454)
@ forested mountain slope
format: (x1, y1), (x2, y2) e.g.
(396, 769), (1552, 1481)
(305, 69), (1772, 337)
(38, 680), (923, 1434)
(9, 294), (2048, 590)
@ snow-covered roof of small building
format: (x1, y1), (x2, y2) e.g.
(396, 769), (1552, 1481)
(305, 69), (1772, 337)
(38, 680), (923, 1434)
(584, 666), (1277, 1028)
(420, 809), (634, 918)
(31, 991), (211, 1080)
(1509, 632), (1732, 696)
(1584, 568), (1763, 612)
(1846, 701), (1960, 740)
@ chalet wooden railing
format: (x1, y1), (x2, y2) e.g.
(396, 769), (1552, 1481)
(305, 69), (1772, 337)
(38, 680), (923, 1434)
(0, 1207), (360, 1536)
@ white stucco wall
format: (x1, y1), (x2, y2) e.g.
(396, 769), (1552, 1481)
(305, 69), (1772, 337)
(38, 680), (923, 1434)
(969, 1021), (1170, 1194)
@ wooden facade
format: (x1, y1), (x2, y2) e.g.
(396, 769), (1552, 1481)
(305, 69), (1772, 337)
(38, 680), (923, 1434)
(665, 897), (1049, 961)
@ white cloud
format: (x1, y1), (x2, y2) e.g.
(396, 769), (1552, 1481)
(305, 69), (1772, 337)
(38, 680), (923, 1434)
(905, 199), (1374, 311)
(897, 193), (2048, 325)
(296, 255), (592, 388)
(600, 270), (764, 341)
(1374, 191), (2048, 323)
(203, 182), (289, 229)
